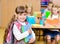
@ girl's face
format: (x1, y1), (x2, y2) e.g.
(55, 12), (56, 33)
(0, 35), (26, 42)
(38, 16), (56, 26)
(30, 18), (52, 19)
(17, 13), (27, 22)
(27, 7), (32, 13)
(48, 4), (53, 10)
(52, 7), (58, 14)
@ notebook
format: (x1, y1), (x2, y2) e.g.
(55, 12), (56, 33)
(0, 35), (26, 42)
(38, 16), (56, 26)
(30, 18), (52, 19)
(22, 23), (33, 42)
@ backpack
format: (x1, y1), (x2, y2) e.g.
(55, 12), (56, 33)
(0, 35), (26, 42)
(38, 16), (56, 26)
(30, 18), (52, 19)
(4, 21), (33, 44)
(4, 23), (14, 44)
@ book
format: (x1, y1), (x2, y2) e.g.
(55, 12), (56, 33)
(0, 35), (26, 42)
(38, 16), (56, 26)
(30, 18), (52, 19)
(27, 16), (36, 24)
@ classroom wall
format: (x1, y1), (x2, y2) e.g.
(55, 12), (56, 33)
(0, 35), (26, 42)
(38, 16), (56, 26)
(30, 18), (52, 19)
(53, 0), (60, 6)
(1, 0), (41, 28)
(0, 1), (2, 27)
(1, 0), (60, 28)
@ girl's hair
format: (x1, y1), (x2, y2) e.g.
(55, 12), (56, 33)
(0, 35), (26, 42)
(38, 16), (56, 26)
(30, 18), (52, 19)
(52, 5), (59, 13)
(15, 6), (27, 14)
(4, 6), (27, 41)
(47, 2), (53, 7)
(51, 5), (59, 17)
(4, 15), (16, 41)
(25, 5), (33, 16)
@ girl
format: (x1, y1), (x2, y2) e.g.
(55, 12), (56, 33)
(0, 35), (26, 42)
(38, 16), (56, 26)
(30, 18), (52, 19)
(43, 2), (53, 19)
(13, 6), (35, 44)
(41, 2), (53, 44)
(4, 6), (35, 44)
(25, 5), (36, 24)
(25, 4), (33, 16)
(46, 5), (60, 44)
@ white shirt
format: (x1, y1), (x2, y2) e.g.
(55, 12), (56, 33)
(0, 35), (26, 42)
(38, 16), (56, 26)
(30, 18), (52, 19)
(13, 21), (35, 40)
(17, 20), (26, 26)
(51, 14), (59, 31)
(52, 14), (58, 20)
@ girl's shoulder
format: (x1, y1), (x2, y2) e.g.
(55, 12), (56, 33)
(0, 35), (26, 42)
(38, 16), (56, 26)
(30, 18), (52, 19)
(14, 21), (29, 26)
(52, 14), (59, 19)
(13, 21), (22, 30)
(13, 21), (22, 29)
(14, 21), (22, 26)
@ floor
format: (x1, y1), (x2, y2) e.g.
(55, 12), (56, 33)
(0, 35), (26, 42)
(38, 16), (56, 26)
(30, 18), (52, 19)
(0, 28), (60, 44)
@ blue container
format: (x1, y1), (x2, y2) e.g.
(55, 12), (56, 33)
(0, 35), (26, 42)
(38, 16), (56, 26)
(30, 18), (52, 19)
(40, 16), (46, 25)
(40, 20), (44, 25)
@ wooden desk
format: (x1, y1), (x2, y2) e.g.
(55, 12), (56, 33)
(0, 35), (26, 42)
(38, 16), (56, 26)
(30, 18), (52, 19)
(32, 24), (60, 41)
(32, 19), (60, 42)
(32, 24), (60, 29)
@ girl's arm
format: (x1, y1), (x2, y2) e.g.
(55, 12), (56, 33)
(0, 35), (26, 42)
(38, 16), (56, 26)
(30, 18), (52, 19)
(29, 27), (35, 40)
(13, 24), (29, 40)
(32, 30), (35, 40)
(29, 28), (36, 43)
(27, 23), (36, 40)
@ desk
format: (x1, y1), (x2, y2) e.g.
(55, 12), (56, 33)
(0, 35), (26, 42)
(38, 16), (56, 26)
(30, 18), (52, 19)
(32, 24), (60, 41)
(32, 24), (60, 29)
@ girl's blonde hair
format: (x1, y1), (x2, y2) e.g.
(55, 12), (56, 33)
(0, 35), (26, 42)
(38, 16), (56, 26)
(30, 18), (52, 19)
(52, 5), (59, 13)
(25, 4), (33, 16)
(51, 5), (59, 17)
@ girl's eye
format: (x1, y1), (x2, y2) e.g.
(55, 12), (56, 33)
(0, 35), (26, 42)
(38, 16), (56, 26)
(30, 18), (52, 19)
(19, 14), (22, 16)
(24, 14), (26, 16)
(23, 13), (27, 16)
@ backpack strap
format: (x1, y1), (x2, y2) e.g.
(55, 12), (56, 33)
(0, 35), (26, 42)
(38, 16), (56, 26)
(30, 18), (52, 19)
(14, 21), (28, 31)
(6, 23), (14, 43)
(14, 21), (22, 31)
(14, 21), (29, 44)
(25, 22), (28, 25)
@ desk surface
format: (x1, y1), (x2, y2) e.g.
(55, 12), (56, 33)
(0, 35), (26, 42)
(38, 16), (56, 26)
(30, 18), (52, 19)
(32, 24), (60, 29)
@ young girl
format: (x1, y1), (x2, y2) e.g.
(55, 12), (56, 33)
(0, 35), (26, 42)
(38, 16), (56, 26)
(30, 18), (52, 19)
(41, 2), (53, 44)
(4, 6), (35, 44)
(45, 6), (60, 44)
(25, 5), (36, 24)
(25, 4), (33, 16)
(43, 2), (53, 19)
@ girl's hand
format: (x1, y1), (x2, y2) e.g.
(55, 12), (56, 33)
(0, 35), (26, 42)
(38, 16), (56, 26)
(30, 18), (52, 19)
(29, 38), (35, 44)
(28, 29), (32, 34)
